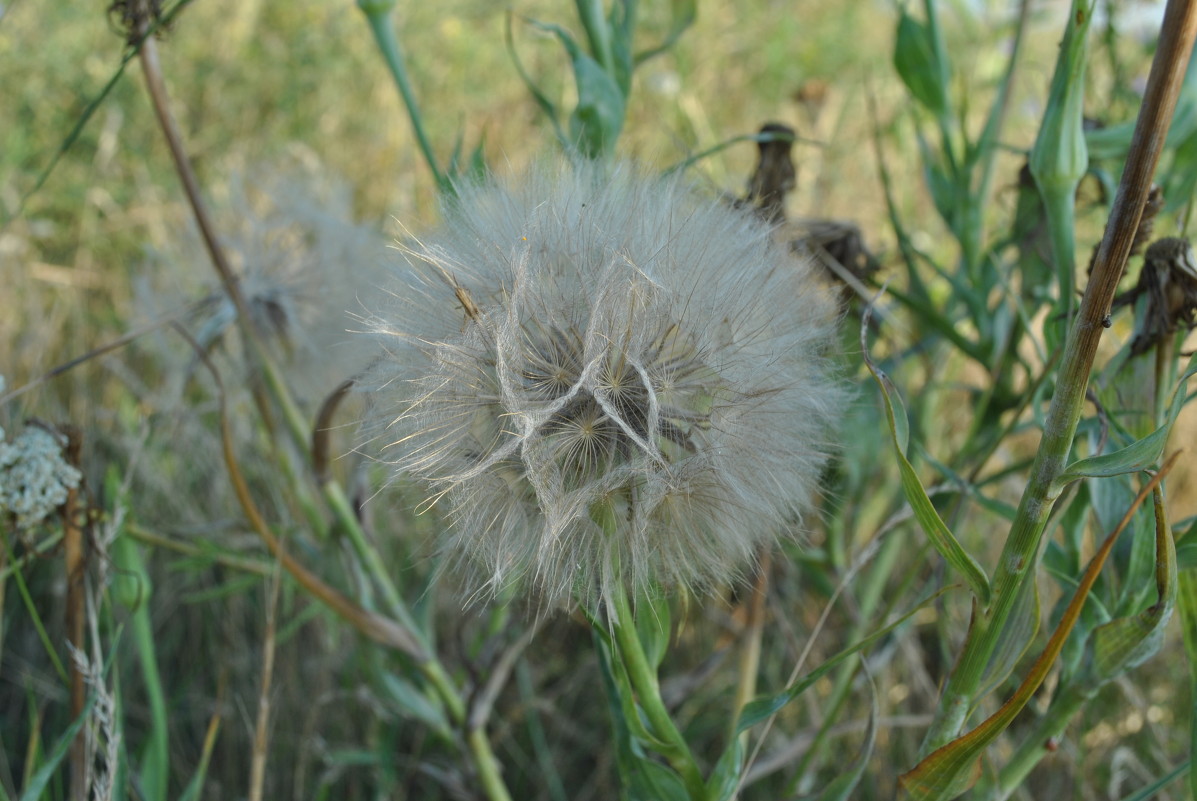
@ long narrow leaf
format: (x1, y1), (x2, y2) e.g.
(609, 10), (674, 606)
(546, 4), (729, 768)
(862, 309), (991, 604)
(19, 694), (97, 801)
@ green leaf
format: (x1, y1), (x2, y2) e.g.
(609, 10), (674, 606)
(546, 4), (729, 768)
(862, 323), (991, 604)
(628, 757), (690, 801)
(378, 671), (450, 738)
(1114, 761), (1191, 801)
(505, 13), (568, 147)
(901, 465), (1170, 800)
(1078, 491), (1175, 689)
(893, 9), (948, 115)
(568, 52), (626, 157)
(1059, 349), (1197, 490)
(530, 19), (627, 159)
(1178, 539), (1197, 570)
(1057, 423), (1171, 486)
(636, 593), (671, 670)
(706, 737), (744, 801)
(1178, 565), (1197, 801)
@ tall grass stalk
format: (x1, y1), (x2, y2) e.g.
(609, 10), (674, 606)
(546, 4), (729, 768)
(921, 0), (1197, 752)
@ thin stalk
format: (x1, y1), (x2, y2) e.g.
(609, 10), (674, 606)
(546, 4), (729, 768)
(130, 606), (170, 799)
(358, 3), (445, 189)
(125, 523), (273, 576)
(63, 431), (86, 801)
(516, 660), (570, 801)
(3, 535), (68, 683)
(136, 28), (518, 798)
(200, 335), (514, 801)
(788, 531), (906, 793)
(968, 0), (1032, 251)
(248, 563), (281, 801)
(611, 584), (707, 799)
(324, 480), (410, 624)
(921, 0), (1197, 752)
(114, 534), (169, 800)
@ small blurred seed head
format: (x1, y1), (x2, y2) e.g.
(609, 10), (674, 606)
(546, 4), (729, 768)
(1129, 237), (1197, 356)
(0, 423), (82, 529)
(137, 166), (387, 404)
(362, 161), (843, 610)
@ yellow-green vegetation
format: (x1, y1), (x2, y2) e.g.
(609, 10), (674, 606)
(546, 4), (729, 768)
(3, 1), (1197, 800)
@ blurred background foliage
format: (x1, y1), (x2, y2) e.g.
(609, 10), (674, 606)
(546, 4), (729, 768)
(3, 0), (1197, 799)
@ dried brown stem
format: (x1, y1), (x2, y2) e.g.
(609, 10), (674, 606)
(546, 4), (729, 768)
(1086, 3), (1197, 328)
(63, 428), (87, 801)
(136, 28), (254, 332)
(175, 324), (427, 660)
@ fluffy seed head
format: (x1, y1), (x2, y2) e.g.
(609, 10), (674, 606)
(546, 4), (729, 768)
(363, 161), (843, 609)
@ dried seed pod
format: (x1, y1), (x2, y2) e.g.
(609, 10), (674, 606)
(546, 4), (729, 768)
(1127, 237), (1197, 355)
(743, 122), (797, 225)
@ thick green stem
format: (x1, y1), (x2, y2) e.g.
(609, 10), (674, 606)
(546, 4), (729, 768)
(611, 585), (707, 799)
(324, 480), (412, 625)
(921, 0), (1197, 753)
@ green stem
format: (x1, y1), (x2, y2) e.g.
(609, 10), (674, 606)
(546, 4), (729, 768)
(921, 0), (1197, 753)
(611, 585), (707, 799)
(420, 658), (465, 725)
(467, 727), (515, 801)
(128, 573), (170, 801)
(358, 3), (445, 190)
(575, 0), (615, 75)
(1041, 186), (1080, 321)
(324, 480), (412, 626)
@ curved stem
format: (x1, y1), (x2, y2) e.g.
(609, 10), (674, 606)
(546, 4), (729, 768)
(611, 584), (707, 799)
(359, 4), (445, 189)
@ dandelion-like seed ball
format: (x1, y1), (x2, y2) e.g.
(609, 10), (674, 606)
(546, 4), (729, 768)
(363, 161), (842, 609)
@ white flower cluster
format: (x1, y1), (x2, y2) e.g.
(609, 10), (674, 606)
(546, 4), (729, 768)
(0, 423), (82, 528)
(364, 161), (843, 609)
